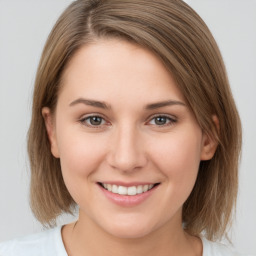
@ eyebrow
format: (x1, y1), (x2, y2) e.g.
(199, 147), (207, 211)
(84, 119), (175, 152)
(145, 100), (186, 110)
(69, 98), (111, 109)
(69, 98), (186, 110)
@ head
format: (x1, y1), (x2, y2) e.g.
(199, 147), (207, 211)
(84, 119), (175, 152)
(28, 0), (241, 241)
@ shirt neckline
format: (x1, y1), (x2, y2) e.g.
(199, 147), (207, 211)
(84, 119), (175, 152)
(56, 225), (208, 256)
(56, 225), (69, 256)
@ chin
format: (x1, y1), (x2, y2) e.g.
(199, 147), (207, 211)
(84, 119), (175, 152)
(100, 216), (157, 239)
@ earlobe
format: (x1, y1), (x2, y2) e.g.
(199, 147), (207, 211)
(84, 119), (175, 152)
(42, 107), (60, 158)
(200, 115), (219, 161)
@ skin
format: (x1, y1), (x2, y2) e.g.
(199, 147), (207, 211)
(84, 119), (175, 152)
(43, 39), (217, 256)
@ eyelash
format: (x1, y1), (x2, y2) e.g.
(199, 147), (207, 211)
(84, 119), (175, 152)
(78, 114), (177, 128)
(147, 114), (177, 127)
(79, 114), (108, 129)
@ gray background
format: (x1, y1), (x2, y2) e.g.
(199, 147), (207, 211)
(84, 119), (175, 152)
(0, 0), (255, 254)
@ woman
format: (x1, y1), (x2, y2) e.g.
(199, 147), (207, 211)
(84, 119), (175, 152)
(0, 0), (250, 255)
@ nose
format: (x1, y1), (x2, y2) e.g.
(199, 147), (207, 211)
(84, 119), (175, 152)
(106, 124), (147, 173)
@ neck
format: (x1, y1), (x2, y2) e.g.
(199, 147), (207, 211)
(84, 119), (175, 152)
(62, 211), (202, 256)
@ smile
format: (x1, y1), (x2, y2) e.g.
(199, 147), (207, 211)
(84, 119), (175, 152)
(97, 182), (160, 207)
(99, 183), (159, 196)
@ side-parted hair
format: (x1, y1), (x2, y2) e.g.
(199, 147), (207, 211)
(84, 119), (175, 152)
(28, 0), (242, 241)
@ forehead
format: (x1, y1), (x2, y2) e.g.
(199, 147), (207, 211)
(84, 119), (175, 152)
(59, 39), (186, 106)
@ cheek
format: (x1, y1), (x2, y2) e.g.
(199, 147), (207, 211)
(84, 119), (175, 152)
(150, 130), (202, 190)
(56, 129), (107, 199)
(57, 127), (106, 171)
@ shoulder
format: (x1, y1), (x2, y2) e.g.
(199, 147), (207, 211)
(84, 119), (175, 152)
(0, 226), (67, 256)
(202, 237), (255, 256)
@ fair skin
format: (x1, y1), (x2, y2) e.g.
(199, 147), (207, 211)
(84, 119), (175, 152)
(43, 39), (217, 256)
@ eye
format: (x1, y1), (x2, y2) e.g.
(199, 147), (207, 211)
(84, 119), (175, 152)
(148, 115), (176, 126)
(79, 115), (107, 127)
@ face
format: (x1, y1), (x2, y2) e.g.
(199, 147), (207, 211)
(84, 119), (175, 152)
(43, 39), (216, 239)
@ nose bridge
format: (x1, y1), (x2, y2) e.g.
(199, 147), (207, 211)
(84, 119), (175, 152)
(107, 122), (146, 172)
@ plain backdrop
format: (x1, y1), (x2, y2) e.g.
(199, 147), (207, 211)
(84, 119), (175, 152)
(0, 0), (255, 254)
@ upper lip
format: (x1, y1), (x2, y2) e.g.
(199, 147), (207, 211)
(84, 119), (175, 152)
(97, 181), (160, 187)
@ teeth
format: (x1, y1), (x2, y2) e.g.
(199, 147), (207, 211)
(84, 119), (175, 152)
(118, 186), (127, 195)
(137, 185), (143, 194)
(127, 186), (136, 196)
(112, 184), (118, 193)
(149, 184), (153, 189)
(102, 183), (156, 196)
(106, 184), (111, 191)
(143, 185), (149, 192)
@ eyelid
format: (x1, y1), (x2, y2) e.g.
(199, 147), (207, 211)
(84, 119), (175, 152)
(78, 113), (110, 128)
(78, 113), (177, 128)
(146, 113), (177, 126)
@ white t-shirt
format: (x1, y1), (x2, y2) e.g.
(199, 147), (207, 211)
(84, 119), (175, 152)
(0, 226), (253, 256)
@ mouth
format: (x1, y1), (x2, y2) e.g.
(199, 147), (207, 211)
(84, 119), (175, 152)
(97, 182), (160, 196)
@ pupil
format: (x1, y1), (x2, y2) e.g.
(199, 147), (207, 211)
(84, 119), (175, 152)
(90, 116), (102, 125)
(156, 116), (166, 125)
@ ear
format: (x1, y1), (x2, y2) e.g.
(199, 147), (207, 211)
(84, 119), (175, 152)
(42, 107), (60, 158)
(200, 115), (219, 160)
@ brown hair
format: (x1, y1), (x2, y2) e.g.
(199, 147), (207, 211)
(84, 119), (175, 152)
(28, 0), (242, 241)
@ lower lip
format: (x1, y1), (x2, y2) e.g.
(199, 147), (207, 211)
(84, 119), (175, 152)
(98, 184), (159, 207)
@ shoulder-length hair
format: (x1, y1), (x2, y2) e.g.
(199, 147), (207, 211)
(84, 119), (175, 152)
(28, 0), (242, 241)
